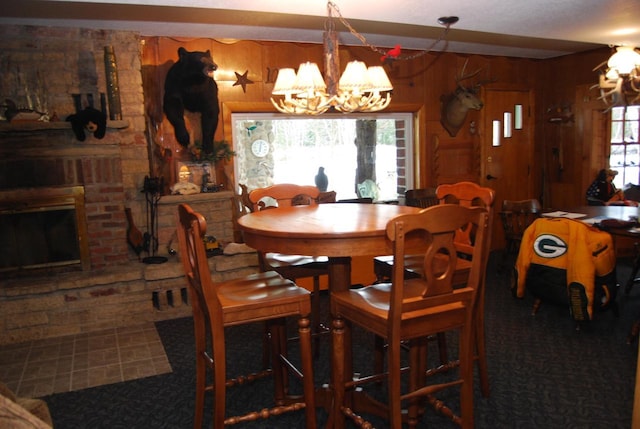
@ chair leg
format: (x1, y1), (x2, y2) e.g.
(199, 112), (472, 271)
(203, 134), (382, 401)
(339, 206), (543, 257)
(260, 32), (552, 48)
(373, 334), (385, 377)
(269, 319), (287, 404)
(387, 337), (403, 429)
(212, 329), (228, 429)
(407, 338), (428, 429)
(474, 302), (490, 397)
(298, 315), (317, 429)
(625, 242), (640, 294)
(459, 324), (474, 429)
(312, 275), (325, 357)
(262, 324), (271, 370)
(331, 316), (347, 429)
(532, 298), (542, 315)
(193, 337), (207, 429)
(435, 333), (449, 365)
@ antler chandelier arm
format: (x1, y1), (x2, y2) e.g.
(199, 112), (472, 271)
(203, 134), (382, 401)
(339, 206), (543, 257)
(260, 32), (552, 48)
(327, 1), (456, 61)
(271, 1), (457, 115)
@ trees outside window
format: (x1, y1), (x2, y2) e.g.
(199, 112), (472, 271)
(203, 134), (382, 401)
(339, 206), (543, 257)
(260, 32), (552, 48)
(232, 113), (413, 201)
(609, 106), (640, 188)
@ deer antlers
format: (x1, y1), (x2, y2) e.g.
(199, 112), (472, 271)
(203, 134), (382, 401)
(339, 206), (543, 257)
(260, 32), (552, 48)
(592, 58), (640, 109)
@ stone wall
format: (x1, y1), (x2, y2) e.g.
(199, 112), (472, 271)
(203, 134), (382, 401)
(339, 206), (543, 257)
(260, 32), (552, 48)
(0, 25), (251, 345)
(0, 25), (150, 268)
(0, 190), (257, 345)
(0, 252), (259, 345)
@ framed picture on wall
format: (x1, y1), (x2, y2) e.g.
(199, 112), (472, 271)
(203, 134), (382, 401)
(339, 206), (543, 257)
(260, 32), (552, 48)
(175, 161), (214, 187)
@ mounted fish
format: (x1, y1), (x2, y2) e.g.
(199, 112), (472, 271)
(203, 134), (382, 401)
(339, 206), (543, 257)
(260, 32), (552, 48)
(440, 59), (489, 137)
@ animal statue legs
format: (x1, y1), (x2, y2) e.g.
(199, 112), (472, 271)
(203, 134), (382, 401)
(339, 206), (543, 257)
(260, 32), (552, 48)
(200, 107), (218, 154)
(163, 98), (189, 147)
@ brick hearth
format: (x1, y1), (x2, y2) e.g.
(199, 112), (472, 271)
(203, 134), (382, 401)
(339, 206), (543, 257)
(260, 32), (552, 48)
(0, 25), (252, 345)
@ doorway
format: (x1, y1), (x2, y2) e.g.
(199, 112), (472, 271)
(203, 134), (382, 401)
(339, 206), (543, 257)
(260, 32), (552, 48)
(481, 87), (535, 249)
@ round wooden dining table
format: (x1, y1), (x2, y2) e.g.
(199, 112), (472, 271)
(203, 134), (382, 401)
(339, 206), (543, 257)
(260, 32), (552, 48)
(237, 203), (420, 293)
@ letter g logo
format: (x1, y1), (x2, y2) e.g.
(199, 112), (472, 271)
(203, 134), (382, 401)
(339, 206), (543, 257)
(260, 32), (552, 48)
(533, 234), (567, 258)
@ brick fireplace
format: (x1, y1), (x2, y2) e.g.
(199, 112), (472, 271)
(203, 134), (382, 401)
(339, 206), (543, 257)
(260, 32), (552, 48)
(0, 186), (90, 273)
(0, 137), (130, 274)
(0, 25), (256, 345)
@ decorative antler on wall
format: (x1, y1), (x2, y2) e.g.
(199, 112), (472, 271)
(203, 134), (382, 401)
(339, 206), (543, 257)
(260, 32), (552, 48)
(439, 59), (494, 137)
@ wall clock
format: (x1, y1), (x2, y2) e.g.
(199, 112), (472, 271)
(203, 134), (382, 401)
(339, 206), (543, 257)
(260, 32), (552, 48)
(251, 139), (269, 157)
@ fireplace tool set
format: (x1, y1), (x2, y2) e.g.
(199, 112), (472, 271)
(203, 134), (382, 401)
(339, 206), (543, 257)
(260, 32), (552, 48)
(142, 176), (167, 264)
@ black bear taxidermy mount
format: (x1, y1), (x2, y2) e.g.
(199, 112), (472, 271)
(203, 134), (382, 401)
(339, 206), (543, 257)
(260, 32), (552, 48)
(66, 107), (107, 141)
(163, 47), (220, 154)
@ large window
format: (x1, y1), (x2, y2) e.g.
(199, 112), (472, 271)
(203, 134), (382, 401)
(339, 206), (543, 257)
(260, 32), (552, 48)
(609, 105), (640, 188)
(232, 113), (414, 201)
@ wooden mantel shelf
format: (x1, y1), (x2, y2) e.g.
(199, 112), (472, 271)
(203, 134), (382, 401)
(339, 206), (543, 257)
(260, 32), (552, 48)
(0, 120), (129, 132)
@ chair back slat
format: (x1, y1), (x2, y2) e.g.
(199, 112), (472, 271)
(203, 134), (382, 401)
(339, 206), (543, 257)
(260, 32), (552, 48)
(386, 204), (489, 325)
(176, 204), (221, 325)
(500, 199), (542, 241)
(405, 188), (438, 208)
(436, 181), (495, 256)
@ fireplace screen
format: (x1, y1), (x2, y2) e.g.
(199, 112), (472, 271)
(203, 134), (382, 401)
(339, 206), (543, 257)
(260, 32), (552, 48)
(0, 186), (90, 272)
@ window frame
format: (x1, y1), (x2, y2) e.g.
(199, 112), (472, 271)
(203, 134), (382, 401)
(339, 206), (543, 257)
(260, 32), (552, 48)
(609, 105), (640, 188)
(231, 112), (415, 201)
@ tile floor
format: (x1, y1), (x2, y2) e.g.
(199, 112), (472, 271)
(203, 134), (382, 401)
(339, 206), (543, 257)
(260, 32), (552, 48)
(0, 323), (172, 398)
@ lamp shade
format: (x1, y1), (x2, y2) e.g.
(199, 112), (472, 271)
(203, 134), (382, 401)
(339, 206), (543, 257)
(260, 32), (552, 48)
(338, 61), (370, 93)
(608, 46), (640, 75)
(272, 68), (299, 95)
(293, 62), (326, 94)
(366, 66), (393, 91)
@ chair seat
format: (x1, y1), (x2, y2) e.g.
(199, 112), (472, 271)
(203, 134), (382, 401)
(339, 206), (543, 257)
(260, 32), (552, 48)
(332, 281), (469, 337)
(217, 271), (312, 323)
(265, 253), (328, 271)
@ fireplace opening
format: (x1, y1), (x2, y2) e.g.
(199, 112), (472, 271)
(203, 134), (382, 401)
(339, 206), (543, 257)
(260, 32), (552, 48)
(0, 186), (90, 274)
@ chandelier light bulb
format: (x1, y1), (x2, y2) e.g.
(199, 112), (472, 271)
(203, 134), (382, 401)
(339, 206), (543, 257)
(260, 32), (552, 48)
(608, 46), (640, 75)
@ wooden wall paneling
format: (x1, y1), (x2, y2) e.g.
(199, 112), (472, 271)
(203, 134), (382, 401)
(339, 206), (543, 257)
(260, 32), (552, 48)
(538, 47), (611, 208)
(140, 35), (612, 210)
(576, 83), (609, 201)
(213, 40), (263, 101)
(432, 136), (476, 184)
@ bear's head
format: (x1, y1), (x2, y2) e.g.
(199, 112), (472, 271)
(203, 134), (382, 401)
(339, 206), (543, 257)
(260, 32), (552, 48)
(177, 47), (217, 79)
(66, 107), (107, 141)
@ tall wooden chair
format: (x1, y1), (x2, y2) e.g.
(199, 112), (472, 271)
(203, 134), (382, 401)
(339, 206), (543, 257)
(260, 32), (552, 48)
(373, 187), (438, 281)
(330, 204), (490, 429)
(404, 187), (439, 208)
(499, 198), (541, 268)
(432, 181), (495, 397)
(176, 203), (316, 429)
(248, 184), (332, 342)
(372, 181), (495, 397)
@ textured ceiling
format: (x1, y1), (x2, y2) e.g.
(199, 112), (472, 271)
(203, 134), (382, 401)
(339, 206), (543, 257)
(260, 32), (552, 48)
(1, 0), (639, 59)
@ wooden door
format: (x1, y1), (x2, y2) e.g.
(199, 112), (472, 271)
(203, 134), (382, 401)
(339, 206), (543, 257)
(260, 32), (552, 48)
(480, 87), (535, 249)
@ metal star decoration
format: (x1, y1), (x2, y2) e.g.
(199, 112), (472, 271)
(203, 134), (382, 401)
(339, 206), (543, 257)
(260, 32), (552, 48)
(233, 70), (253, 93)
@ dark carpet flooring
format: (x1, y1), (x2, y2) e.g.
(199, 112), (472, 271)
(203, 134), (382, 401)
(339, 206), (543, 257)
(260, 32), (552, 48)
(43, 251), (640, 428)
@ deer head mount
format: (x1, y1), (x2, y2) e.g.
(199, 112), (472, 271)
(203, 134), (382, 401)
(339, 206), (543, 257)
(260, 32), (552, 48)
(440, 59), (491, 137)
